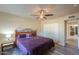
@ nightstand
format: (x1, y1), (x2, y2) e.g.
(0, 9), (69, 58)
(1, 41), (14, 52)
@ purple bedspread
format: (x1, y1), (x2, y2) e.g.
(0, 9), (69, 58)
(16, 36), (55, 55)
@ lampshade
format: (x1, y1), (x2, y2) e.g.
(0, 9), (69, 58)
(6, 34), (11, 38)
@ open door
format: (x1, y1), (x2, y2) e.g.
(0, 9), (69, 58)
(65, 20), (78, 48)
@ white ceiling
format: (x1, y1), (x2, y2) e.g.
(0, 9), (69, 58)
(0, 4), (79, 19)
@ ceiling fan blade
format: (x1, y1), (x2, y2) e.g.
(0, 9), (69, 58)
(45, 14), (53, 16)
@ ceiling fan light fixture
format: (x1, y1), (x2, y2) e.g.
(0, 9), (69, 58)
(40, 15), (44, 18)
(32, 7), (53, 20)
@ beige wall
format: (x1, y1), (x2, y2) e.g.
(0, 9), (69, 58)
(0, 12), (41, 43)
(40, 12), (79, 46)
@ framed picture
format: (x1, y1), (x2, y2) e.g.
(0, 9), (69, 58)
(70, 26), (74, 36)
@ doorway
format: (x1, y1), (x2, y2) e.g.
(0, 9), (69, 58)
(65, 20), (78, 48)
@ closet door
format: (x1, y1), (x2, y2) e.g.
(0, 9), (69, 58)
(43, 23), (59, 42)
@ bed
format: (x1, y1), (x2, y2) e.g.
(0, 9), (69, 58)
(15, 29), (55, 55)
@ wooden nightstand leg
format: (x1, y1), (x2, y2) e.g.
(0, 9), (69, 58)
(1, 45), (4, 55)
(1, 47), (4, 52)
(1, 44), (4, 52)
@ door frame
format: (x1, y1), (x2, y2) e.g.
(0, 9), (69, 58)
(64, 19), (79, 47)
(64, 20), (67, 46)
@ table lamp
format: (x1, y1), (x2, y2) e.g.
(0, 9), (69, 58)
(6, 34), (12, 41)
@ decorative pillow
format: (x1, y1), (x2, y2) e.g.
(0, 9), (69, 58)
(26, 34), (32, 38)
(17, 34), (32, 39)
(18, 34), (26, 39)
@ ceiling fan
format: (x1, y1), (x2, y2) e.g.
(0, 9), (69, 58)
(31, 8), (53, 20)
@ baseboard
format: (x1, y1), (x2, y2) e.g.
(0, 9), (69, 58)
(55, 42), (65, 46)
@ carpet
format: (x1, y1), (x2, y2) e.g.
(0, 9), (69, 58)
(0, 47), (63, 55)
